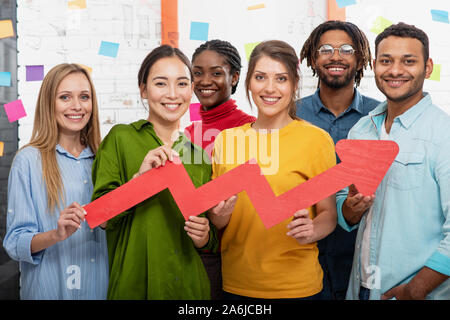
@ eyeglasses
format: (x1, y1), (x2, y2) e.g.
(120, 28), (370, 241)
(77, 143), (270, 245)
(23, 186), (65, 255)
(317, 44), (356, 58)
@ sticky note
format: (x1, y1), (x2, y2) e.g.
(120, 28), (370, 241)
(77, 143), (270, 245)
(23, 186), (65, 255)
(79, 64), (93, 75)
(0, 19), (14, 39)
(335, 0), (357, 8)
(370, 16), (393, 35)
(247, 3), (266, 10)
(431, 10), (449, 23)
(428, 64), (441, 81)
(3, 99), (27, 123)
(26, 65), (44, 81)
(68, 0), (87, 9)
(189, 103), (202, 121)
(0, 141), (4, 157)
(0, 72), (11, 87)
(190, 22), (209, 41)
(244, 42), (261, 61)
(99, 41), (120, 58)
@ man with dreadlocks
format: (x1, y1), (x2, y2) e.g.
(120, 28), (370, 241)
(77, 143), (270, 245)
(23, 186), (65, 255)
(296, 20), (380, 300)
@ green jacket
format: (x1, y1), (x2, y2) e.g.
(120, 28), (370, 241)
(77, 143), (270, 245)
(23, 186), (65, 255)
(92, 119), (217, 300)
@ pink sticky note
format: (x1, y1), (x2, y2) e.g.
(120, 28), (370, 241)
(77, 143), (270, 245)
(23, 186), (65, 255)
(189, 103), (202, 121)
(4, 99), (27, 122)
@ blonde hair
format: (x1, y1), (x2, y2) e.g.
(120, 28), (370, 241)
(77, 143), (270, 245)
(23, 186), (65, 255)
(23, 63), (101, 211)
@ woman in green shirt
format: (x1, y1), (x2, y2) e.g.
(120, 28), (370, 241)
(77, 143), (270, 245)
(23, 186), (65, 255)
(91, 45), (218, 299)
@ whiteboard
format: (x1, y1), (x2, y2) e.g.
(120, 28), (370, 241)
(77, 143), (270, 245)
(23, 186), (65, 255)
(178, 0), (327, 128)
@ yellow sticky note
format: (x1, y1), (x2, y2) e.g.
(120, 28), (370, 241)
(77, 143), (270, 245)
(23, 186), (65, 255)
(79, 64), (93, 75)
(0, 141), (4, 157)
(0, 19), (14, 39)
(247, 3), (266, 10)
(370, 16), (393, 35)
(244, 42), (261, 61)
(428, 64), (441, 81)
(68, 0), (87, 10)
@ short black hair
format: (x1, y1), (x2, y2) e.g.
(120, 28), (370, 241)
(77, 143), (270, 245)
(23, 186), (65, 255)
(300, 20), (372, 87)
(375, 22), (429, 63)
(192, 39), (242, 94)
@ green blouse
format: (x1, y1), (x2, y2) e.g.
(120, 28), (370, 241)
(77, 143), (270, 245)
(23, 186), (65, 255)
(92, 119), (217, 300)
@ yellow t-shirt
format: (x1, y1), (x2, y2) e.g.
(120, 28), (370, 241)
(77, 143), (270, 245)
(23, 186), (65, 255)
(212, 119), (336, 299)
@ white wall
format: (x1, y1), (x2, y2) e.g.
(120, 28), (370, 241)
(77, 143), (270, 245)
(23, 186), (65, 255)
(16, 0), (450, 147)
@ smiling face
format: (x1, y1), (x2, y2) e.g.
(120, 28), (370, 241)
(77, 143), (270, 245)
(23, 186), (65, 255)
(374, 36), (432, 105)
(249, 55), (294, 123)
(140, 56), (193, 125)
(313, 29), (359, 89)
(192, 50), (238, 109)
(55, 72), (92, 138)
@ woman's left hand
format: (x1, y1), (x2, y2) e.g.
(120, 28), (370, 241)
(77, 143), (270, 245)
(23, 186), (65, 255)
(286, 209), (315, 245)
(184, 216), (210, 248)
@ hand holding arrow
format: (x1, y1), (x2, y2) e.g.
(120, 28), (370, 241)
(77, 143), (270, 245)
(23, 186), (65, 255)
(85, 139), (399, 229)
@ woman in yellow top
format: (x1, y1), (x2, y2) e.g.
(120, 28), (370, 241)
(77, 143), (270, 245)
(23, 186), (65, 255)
(209, 40), (337, 299)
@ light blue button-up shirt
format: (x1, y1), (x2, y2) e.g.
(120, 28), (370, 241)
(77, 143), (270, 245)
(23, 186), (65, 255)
(3, 145), (108, 299)
(336, 93), (450, 300)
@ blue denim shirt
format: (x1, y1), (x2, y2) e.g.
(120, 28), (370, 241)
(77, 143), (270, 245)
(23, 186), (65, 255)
(336, 93), (450, 300)
(296, 88), (379, 297)
(3, 145), (109, 299)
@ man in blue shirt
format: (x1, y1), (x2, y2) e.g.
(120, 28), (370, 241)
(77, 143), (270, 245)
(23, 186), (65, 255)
(337, 22), (450, 299)
(296, 20), (379, 300)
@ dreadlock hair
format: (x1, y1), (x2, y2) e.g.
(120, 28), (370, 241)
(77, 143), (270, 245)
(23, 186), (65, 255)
(300, 20), (372, 87)
(375, 22), (429, 64)
(192, 39), (242, 94)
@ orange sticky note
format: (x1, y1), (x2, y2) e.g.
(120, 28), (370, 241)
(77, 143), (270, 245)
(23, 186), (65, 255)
(0, 141), (4, 157)
(68, 0), (87, 9)
(0, 20), (14, 39)
(247, 4), (266, 10)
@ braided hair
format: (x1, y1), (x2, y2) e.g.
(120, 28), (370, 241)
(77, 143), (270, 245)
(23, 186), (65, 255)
(192, 39), (242, 94)
(300, 20), (372, 87)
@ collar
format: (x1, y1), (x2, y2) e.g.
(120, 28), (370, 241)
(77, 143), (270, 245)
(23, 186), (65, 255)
(312, 88), (363, 115)
(55, 144), (94, 160)
(131, 119), (202, 154)
(199, 99), (238, 124)
(369, 92), (431, 130)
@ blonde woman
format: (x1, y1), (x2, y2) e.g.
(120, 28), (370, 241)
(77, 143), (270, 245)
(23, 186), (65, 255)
(3, 63), (108, 299)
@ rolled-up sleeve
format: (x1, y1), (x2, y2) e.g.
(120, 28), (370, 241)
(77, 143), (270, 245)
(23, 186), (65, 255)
(425, 140), (450, 276)
(3, 152), (43, 265)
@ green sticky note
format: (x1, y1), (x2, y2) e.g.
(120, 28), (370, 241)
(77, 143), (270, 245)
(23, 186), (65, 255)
(428, 64), (441, 81)
(370, 16), (393, 35)
(244, 42), (261, 61)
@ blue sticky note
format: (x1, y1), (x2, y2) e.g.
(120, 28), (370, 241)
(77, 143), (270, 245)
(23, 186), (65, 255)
(336, 0), (357, 8)
(0, 72), (11, 87)
(98, 41), (120, 58)
(431, 10), (449, 23)
(190, 22), (209, 41)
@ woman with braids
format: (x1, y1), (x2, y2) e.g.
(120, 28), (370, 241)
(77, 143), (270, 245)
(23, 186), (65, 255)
(185, 39), (255, 158)
(3, 63), (108, 299)
(184, 39), (254, 299)
(295, 20), (380, 299)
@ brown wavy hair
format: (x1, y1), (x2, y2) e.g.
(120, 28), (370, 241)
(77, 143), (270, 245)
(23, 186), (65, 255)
(245, 40), (301, 120)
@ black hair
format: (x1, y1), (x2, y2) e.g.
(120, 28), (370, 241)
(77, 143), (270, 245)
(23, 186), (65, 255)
(300, 20), (372, 87)
(192, 39), (242, 94)
(375, 22), (429, 63)
(138, 45), (193, 88)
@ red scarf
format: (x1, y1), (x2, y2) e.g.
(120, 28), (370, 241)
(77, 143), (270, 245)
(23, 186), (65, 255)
(184, 99), (256, 157)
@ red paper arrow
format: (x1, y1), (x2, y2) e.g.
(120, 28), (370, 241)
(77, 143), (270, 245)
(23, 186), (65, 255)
(85, 139), (399, 229)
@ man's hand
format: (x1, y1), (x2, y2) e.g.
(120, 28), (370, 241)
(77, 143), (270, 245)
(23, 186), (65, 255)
(342, 184), (375, 225)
